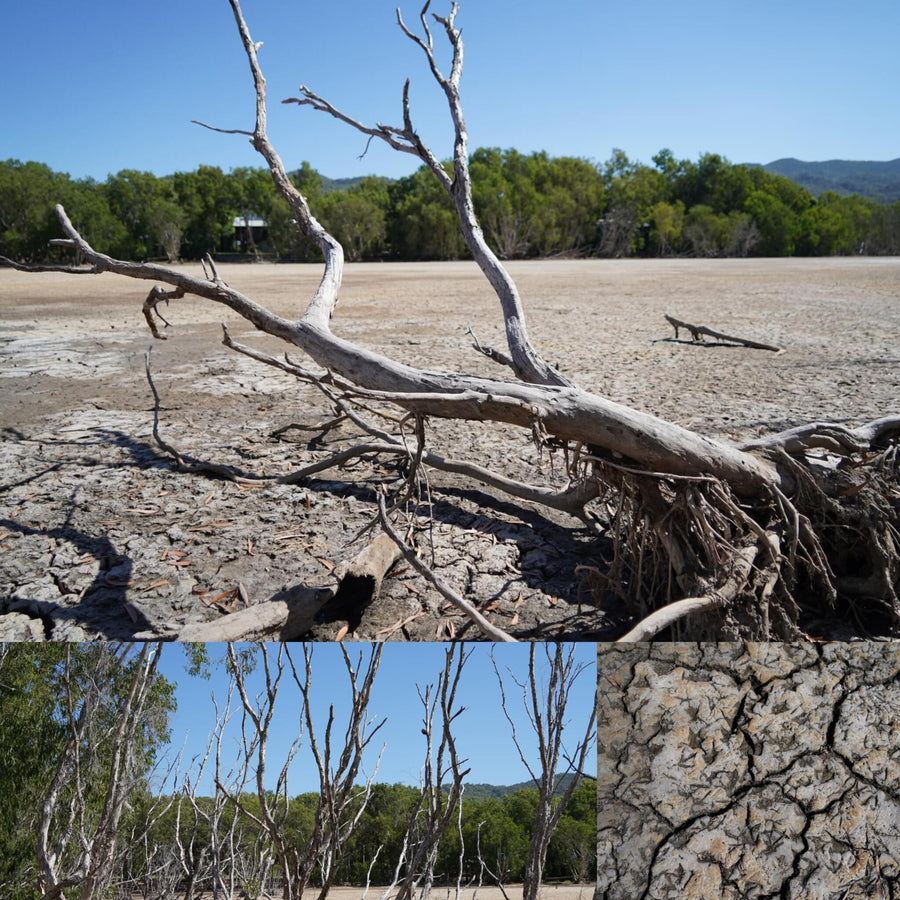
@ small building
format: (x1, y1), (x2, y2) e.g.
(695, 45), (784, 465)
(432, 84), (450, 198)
(224, 215), (269, 253)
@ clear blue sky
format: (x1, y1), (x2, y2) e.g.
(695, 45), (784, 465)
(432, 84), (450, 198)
(4, 0), (897, 183)
(153, 643), (596, 797)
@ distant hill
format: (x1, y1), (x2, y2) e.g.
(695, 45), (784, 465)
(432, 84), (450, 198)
(757, 157), (900, 203)
(461, 773), (588, 800)
(285, 169), (372, 194)
(320, 174), (367, 193)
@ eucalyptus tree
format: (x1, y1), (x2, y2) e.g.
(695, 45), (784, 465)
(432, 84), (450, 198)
(0, 644), (174, 900)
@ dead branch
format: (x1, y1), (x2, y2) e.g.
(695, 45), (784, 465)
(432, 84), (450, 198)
(222, 325), (604, 522)
(664, 313), (782, 351)
(319, 533), (407, 636)
(466, 324), (516, 371)
(147, 533), (402, 641)
(377, 495), (517, 641)
(160, 586), (330, 642)
(44, 203), (787, 499)
(144, 347), (260, 482)
(143, 285), (183, 339)
(393, 645), (471, 900)
(0, 255), (97, 274)
(739, 416), (900, 455)
(287, 0), (568, 388)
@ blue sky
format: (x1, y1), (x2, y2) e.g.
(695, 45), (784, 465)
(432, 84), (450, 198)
(153, 643), (596, 797)
(4, 0), (897, 182)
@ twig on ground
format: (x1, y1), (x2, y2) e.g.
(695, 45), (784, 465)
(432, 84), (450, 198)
(377, 495), (517, 642)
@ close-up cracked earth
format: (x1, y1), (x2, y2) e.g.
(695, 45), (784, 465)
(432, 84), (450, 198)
(596, 642), (900, 900)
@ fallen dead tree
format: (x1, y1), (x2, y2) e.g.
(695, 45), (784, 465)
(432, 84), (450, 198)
(3, 0), (899, 640)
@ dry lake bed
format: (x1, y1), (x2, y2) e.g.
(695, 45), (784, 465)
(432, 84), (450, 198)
(1, 257), (898, 640)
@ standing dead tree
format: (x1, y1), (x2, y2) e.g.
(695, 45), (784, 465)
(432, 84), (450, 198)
(385, 645), (471, 900)
(182, 681), (260, 900)
(5, 0), (899, 639)
(219, 643), (385, 900)
(492, 644), (596, 900)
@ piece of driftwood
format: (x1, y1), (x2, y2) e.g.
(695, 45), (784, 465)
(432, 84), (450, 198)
(664, 314), (781, 352)
(170, 585), (332, 641)
(145, 532), (403, 641)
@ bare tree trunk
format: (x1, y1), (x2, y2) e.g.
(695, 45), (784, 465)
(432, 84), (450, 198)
(35, 644), (164, 900)
(392, 646), (471, 900)
(492, 644), (596, 900)
(180, 683), (249, 898)
(219, 644), (385, 900)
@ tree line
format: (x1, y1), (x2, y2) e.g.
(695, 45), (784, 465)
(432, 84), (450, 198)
(0, 643), (595, 900)
(121, 780), (596, 897)
(3, 149), (899, 265)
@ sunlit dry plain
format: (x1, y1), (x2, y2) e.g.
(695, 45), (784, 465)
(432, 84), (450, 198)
(156, 886), (593, 900)
(1, 257), (898, 639)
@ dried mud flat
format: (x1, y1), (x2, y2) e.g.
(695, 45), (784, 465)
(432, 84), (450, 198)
(1, 257), (898, 641)
(597, 643), (900, 899)
(147, 886), (591, 900)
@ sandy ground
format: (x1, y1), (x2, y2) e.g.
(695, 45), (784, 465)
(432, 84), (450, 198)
(144, 886), (592, 900)
(1, 257), (898, 640)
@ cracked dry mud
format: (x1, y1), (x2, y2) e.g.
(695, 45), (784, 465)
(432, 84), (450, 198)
(596, 643), (900, 900)
(1, 257), (899, 640)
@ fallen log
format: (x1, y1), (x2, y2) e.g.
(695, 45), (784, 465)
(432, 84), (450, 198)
(140, 533), (403, 641)
(665, 314), (781, 351)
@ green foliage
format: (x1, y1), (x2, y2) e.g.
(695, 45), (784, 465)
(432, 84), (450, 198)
(173, 164), (239, 259)
(322, 782), (597, 887)
(104, 169), (187, 261)
(3, 149), (899, 265)
(317, 177), (391, 261)
(0, 160), (82, 263)
(743, 189), (801, 256)
(470, 149), (604, 258)
(0, 645), (69, 898)
(388, 165), (468, 260)
(647, 200), (685, 256)
(0, 645), (176, 900)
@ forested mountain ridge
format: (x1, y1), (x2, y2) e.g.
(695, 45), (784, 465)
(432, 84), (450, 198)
(758, 157), (900, 203)
(461, 773), (585, 800)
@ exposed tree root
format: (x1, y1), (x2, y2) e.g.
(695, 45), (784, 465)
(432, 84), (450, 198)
(581, 442), (899, 639)
(615, 544), (760, 641)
